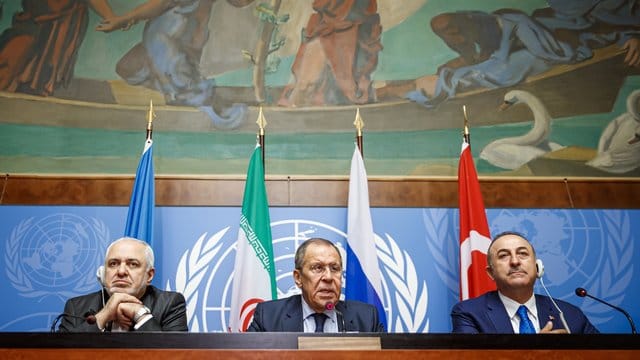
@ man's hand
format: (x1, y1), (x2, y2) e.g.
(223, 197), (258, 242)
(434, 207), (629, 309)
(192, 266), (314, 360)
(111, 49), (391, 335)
(623, 38), (640, 67)
(539, 320), (569, 334)
(94, 293), (142, 329)
(95, 16), (132, 32)
(116, 302), (145, 329)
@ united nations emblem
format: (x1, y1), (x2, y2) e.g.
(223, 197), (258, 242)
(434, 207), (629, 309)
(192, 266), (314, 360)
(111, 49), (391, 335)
(5, 214), (110, 299)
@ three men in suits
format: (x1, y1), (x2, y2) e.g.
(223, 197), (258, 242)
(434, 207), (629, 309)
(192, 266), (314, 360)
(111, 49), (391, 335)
(248, 238), (385, 332)
(451, 232), (598, 334)
(58, 237), (188, 332)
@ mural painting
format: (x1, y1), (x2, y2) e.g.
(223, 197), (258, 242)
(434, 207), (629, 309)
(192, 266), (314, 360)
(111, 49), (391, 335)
(0, 0), (639, 177)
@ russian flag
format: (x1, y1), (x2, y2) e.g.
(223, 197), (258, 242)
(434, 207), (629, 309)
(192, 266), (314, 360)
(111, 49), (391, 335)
(345, 144), (387, 330)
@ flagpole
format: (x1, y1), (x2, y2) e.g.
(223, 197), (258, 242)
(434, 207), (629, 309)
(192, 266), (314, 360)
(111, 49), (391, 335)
(462, 105), (470, 144)
(458, 103), (495, 300)
(229, 132), (276, 331)
(146, 99), (155, 141)
(354, 108), (364, 156)
(256, 106), (267, 170)
(347, 111), (387, 329)
(124, 99), (156, 245)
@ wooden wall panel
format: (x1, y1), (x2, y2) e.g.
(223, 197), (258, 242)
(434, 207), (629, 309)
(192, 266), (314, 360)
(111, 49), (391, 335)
(1, 175), (638, 208)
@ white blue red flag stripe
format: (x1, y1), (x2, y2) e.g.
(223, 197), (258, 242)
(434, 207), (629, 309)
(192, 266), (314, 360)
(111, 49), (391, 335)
(346, 144), (387, 329)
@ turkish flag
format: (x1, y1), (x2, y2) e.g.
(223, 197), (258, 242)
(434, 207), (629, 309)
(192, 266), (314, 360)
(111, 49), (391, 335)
(458, 141), (496, 300)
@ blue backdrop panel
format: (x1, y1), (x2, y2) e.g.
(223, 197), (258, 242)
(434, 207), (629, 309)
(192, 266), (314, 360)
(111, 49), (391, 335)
(0, 206), (637, 333)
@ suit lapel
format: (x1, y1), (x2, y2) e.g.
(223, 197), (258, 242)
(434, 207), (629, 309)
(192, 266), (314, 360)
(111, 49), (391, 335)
(535, 295), (556, 328)
(282, 295), (304, 332)
(336, 301), (349, 332)
(486, 292), (515, 333)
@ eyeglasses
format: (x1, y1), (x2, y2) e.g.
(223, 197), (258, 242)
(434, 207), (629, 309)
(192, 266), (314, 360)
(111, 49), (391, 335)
(308, 263), (343, 276)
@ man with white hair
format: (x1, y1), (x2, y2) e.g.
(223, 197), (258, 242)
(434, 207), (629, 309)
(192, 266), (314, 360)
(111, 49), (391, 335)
(58, 237), (188, 332)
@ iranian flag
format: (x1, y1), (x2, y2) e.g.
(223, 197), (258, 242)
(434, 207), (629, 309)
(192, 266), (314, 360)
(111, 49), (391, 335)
(229, 145), (277, 331)
(458, 141), (495, 300)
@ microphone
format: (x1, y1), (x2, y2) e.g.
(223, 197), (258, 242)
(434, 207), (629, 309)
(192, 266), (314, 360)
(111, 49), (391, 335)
(50, 310), (97, 332)
(575, 287), (637, 334)
(325, 302), (346, 333)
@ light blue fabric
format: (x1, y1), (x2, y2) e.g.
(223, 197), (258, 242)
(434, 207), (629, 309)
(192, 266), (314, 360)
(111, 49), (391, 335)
(124, 140), (154, 246)
(407, 11), (580, 107)
(119, 0), (246, 128)
(408, 1), (640, 107)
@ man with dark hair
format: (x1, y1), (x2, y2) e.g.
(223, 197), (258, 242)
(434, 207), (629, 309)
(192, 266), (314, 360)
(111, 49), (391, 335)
(247, 237), (384, 332)
(410, 1), (640, 107)
(451, 231), (598, 334)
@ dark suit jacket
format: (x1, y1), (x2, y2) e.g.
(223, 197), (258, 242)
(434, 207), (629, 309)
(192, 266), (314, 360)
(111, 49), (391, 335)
(451, 291), (599, 334)
(57, 285), (188, 332)
(247, 295), (385, 332)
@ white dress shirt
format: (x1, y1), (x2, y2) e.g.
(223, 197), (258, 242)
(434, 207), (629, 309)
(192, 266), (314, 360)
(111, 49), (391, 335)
(498, 292), (540, 333)
(301, 298), (339, 333)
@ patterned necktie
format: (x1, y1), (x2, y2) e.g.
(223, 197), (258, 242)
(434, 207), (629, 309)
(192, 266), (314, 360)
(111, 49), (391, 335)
(312, 313), (326, 333)
(517, 305), (536, 334)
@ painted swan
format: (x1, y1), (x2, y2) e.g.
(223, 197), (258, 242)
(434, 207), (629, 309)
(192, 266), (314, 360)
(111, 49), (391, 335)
(480, 90), (564, 170)
(586, 89), (640, 174)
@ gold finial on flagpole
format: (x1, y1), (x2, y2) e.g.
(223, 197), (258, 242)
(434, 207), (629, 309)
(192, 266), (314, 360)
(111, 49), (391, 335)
(462, 105), (469, 135)
(462, 105), (470, 143)
(256, 106), (267, 135)
(354, 107), (364, 136)
(256, 106), (267, 168)
(354, 108), (364, 155)
(146, 99), (155, 140)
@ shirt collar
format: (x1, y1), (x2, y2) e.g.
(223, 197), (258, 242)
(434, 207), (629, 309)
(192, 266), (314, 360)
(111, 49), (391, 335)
(301, 297), (316, 320)
(498, 291), (537, 321)
(300, 297), (338, 322)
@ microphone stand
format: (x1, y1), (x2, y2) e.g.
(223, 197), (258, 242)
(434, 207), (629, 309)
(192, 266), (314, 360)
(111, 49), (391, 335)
(50, 314), (66, 333)
(335, 307), (346, 333)
(50, 311), (97, 332)
(325, 302), (346, 333)
(576, 288), (637, 334)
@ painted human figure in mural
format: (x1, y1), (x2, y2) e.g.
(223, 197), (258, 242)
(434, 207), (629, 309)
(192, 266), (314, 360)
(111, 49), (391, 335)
(0, 0), (116, 96)
(408, 0), (640, 107)
(95, 0), (254, 128)
(277, 0), (383, 107)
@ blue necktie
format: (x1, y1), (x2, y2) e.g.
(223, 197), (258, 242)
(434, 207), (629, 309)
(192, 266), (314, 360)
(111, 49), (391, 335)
(517, 305), (536, 334)
(312, 313), (326, 333)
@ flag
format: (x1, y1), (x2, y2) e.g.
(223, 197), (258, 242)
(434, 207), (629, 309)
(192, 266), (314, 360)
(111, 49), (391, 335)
(124, 138), (155, 246)
(458, 141), (495, 300)
(345, 144), (387, 330)
(229, 145), (277, 331)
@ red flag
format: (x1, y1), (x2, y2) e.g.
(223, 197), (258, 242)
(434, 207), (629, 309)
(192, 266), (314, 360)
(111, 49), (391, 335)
(458, 141), (495, 300)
